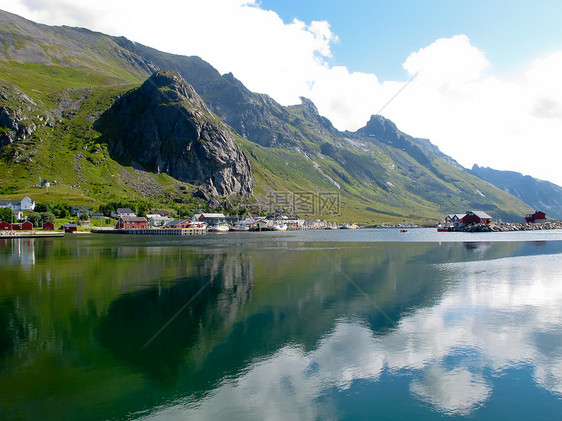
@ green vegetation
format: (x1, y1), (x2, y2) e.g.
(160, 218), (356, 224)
(0, 17), (532, 224)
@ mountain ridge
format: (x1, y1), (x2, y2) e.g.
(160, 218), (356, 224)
(0, 9), (535, 222)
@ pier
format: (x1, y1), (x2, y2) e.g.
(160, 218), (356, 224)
(91, 228), (207, 235)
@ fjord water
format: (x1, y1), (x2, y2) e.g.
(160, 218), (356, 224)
(1, 230), (562, 420)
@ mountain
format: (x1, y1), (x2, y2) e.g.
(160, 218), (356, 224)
(471, 165), (562, 219)
(95, 70), (253, 198)
(0, 9), (532, 222)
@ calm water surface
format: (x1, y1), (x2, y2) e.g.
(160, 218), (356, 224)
(1, 229), (562, 420)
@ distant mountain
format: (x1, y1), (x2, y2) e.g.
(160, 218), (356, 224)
(471, 165), (562, 219)
(0, 9), (532, 222)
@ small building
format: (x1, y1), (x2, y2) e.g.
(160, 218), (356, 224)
(90, 212), (104, 219)
(525, 211), (547, 223)
(461, 211), (492, 225)
(251, 219), (269, 231)
(445, 214), (465, 225)
(111, 208), (136, 218)
(21, 221), (33, 231)
(195, 213), (226, 225)
(0, 196), (34, 216)
(165, 219), (192, 229)
(70, 206), (91, 216)
(43, 221), (55, 230)
(115, 216), (148, 230)
(148, 214), (172, 227)
(63, 223), (78, 233)
(148, 210), (170, 217)
(0, 221), (12, 230)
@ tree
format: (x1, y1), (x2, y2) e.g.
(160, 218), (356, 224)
(40, 212), (56, 225)
(35, 203), (50, 213)
(0, 207), (15, 222)
(27, 213), (42, 227)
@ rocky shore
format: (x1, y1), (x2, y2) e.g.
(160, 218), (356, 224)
(455, 221), (562, 232)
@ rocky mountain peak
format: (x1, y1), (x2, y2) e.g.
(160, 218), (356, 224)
(95, 71), (254, 197)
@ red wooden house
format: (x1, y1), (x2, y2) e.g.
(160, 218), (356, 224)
(63, 223), (78, 233)
(461, 211), (492, 225)
(21, 221), (33, 231)
(164, 219), (192, 229)
(0, 221), (11, 230)
(43, 221), (55, 230)
(525, 211), (546, 223)
(115, 216), (148, 230)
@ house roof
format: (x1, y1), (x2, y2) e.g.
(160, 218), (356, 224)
(0, 200), (20, 206)
(148, 210), (170, 216)
(165, 219), (191, 226)
(119, 216), (147, 222)
(200, 213), (226, 218)
(116, 208), (134, 213)
(471, 211), (492, 219)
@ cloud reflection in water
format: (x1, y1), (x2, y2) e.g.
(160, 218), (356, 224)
(142, 253), (562, 419)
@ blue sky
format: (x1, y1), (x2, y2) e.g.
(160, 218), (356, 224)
(261, 0), (562, 80)
(2, 0), (562, 185)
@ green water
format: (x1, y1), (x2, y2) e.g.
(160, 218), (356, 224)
(1, 231), (562, 420)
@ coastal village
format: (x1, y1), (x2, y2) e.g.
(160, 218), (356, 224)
(0, 196), (561, 236)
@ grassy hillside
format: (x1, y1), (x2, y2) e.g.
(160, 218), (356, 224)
(0, 10), (533, 223)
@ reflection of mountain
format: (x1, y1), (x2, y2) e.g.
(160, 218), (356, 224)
(1, 237), (562, 420)
(144, 251), (562, 420)
(96, 252), (255, 384)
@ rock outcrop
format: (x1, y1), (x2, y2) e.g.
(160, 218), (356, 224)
(95, 71), (254, 197)
(0, 82), (41, 146)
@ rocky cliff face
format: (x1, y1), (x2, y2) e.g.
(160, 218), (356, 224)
(0, 82), (42, 146)
(95, 71), (254, 197)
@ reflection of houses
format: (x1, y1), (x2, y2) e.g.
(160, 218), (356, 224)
(525, 211), (546, 223)
(461, 211), (492, 225)
(115, 216), (148, 230)
(111, 208), (136, 218)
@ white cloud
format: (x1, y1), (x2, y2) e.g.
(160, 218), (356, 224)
(1, 1), (562, 185)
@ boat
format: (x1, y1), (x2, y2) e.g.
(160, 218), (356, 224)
(400, 229), (408, 233)
(209, 223), (229, 232)
(271, 223), (288, 231)
(326, 223), (338, 230)
(231, 223), (250, 231)
(341, 223), (357, 229)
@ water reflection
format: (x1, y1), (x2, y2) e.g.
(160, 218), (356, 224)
(142, 251), (562, 420)
(0, 236), (562, 420)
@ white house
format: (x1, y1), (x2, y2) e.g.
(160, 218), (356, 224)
(147, 214), (172, 227)
(0, 196), (35, 212)
(0, 197), (34, 220)
(110, 208), (136, 218)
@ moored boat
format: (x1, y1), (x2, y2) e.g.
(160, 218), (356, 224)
(271, 223), (288, 231)
(209, 223), (229, 232)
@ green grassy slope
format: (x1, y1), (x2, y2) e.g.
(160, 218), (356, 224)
(0, 10), (533, 223)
